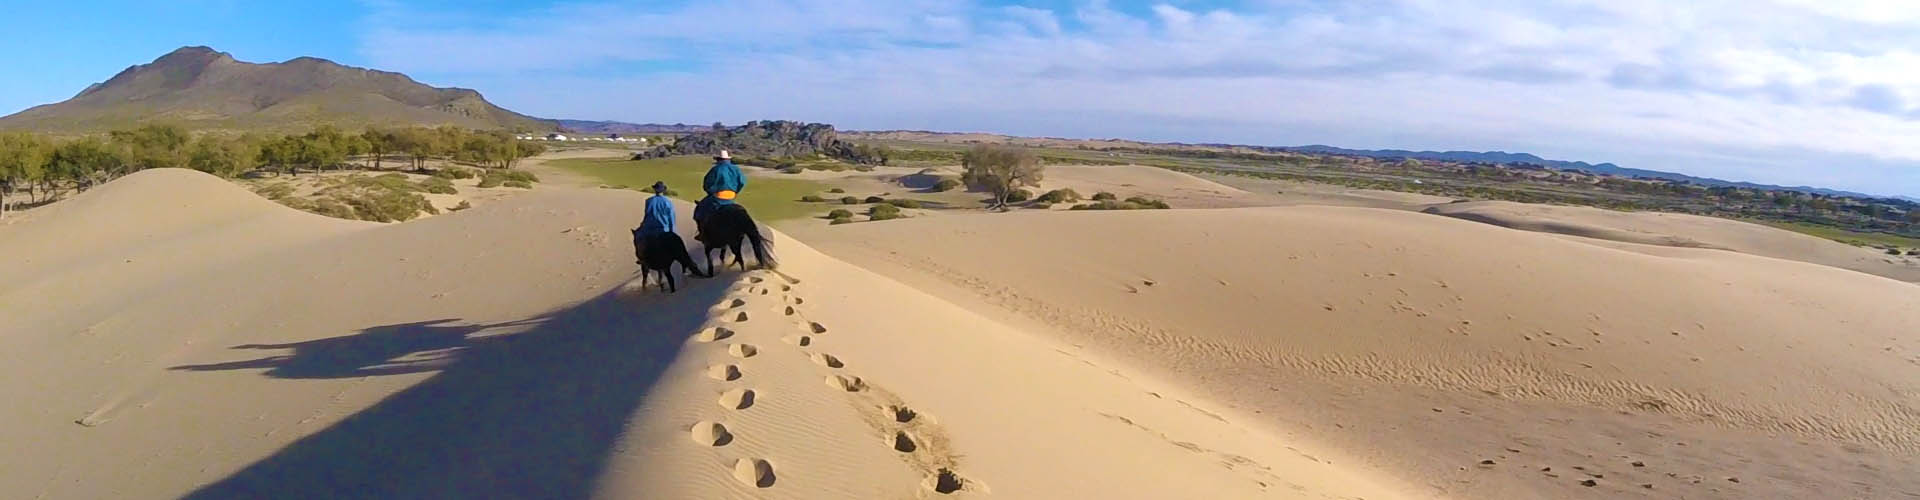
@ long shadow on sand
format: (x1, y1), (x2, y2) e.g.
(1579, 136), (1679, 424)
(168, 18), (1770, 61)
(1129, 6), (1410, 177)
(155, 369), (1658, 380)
(176, 277), (739, 500)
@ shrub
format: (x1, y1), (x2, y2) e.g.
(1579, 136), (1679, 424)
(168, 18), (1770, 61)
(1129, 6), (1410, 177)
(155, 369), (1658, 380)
(860, 195), (884, 203)
(1889, 248), (1906, 255)
(887, 199), (923, 209)
(501, 170), (539, 183)
(781, 166), (805, 174)
(1091, 191), (1117, 200)
(477, 176), (502, 188)
(419, 177), (458, 195)
(1005, 188), (1033, 202)
(432, 168), (475, 180)
(854, 166), (875, 172)
(827, 209), (854, 219)
(830, 216), (855, 225)
(932, 178), (962, 192)
(450, 200), (473, 211)
(800, 194), (826, 202)
(1032, 202), (1052, 209)
(503, 180), (533, 189)
(1125, 196), (1171, 209)
(1070, 200), (1155, 211)
(1037, 188), (1081, 203)
(869, 212), (903, 221)
(1908, 249), (1920, 256)
(841, 196), (861, 204)
(828, 188), (846, 193)
(254, 183), (295, 200)
(868, 204), (902, 217)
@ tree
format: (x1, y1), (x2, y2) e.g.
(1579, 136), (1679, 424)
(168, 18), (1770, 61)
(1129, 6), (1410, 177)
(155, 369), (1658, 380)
(50, 137), (119, 192)
(0, 132), (52, 217)
(961, 144), (1043, 210)
(361, 128), (393, 170)
(109, 124), (190, 173)
(186, 135), (256, 178)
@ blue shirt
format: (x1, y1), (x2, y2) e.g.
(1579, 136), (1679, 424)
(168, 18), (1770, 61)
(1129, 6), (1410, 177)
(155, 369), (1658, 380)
(702, 160), (746, 205)
(639, 194), (676, 237)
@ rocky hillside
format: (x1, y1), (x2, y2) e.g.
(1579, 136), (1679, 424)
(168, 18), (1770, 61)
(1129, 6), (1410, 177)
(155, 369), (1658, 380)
(0, 46), (556, 133)
(635, 121), (888, 164)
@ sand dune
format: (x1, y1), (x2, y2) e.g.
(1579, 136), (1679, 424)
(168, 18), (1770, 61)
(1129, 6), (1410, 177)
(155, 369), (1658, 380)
(797, 207), (1920, 499)
(0, 169), (1413, 499)
(1425, 200), (1920, 282)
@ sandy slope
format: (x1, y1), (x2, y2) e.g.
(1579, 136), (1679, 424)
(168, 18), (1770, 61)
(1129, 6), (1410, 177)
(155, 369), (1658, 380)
(0, 169), (1412, 499)
(796, 207), (1920, 499)
(1424, 200), (1920, 282)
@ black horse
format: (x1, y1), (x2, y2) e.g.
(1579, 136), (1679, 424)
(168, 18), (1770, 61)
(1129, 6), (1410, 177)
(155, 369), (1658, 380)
(695, 204), (774, 275)
(632, 229), (703, 293)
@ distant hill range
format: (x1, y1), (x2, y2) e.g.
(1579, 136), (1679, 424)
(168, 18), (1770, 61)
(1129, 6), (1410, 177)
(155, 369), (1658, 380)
(551, 120), (707, 135)
(0, 46), (556, 133)
(1272, 145), (1880, 199)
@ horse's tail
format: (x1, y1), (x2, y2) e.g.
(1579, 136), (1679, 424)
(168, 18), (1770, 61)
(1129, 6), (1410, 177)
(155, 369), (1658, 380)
(741, 214), (775, 269)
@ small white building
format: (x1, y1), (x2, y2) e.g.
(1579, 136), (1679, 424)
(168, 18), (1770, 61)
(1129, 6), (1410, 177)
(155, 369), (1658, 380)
(546, 133), (569, 141)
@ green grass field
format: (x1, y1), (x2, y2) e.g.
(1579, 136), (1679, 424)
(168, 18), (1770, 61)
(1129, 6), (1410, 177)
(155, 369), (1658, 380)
(1756, 221), (1920, 249)
(549, 156), (830, 222)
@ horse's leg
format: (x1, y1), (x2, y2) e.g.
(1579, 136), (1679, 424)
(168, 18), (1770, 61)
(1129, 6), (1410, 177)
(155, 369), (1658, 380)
(731, 241), (747, 271)
(664, 268), (677, 293)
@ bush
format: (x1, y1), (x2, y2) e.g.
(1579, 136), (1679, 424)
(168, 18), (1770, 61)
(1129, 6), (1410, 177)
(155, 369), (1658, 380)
(477, 176), (501, 188)
(501, 170), (539, 183)
(827, 209), (854, 219)
(1889, 248), (1906, 255)
(781, 166), (805, 174)
(503, 180), (533, 189)
(887, 199), (923, 209)
(419, 177), (458, 194)
(1005, 188), (1033, 202)
(1091, 191), (1117, 201)
(869, 212), (903, 221)
(932, 178), (963, 192)
(854, 166), (875, 172)
(1037, 188), (1081, 203)
(1070, 200), (1158, 211)
(1125, 196), (1171, 209)
(841, 196), (861, 204)
(868, 204), (902, 217)
(432, 168), (476, 180)
(800, 194), (826, 202)
(1908, 249), (1920, 256)
(1032, 202), (1052, 209)
(254, 183), (295, 200)
(830, 216), (855, 225)
(828, 188), (846, 193)
(864, 195), (887, 203)
(450, 200), (473, 211)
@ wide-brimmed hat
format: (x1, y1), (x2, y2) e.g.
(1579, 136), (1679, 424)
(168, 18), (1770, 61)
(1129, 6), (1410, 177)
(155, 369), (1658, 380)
(714, 150), (731, 160)
(651, 181), (668, 192)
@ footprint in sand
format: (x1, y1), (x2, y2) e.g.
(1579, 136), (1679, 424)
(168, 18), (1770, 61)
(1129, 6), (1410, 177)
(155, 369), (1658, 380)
(893, 430), (918, 452)
(808, 322), (828, 334)
(708, 364), (742, 381)
(826, 374), (866, 392)
(729, 344), (758, 358)
(811, 353), (843, 368)
(691, 421), (733, 446)
(720, 388), (756, 410)
(694, 327), (733, 343)
(732, 458), (776, 488)
(787, 296), (805, 305)
(784, 306), (797, 316)
(926, 468), (967, 494)
(887, 405), (918, 423)
(782, 334), (811, 347)
(727, 298), (747, 309)
(734, 311), (750, 323)
(780, 283), (792, 292)
(749, 276), (765, 284)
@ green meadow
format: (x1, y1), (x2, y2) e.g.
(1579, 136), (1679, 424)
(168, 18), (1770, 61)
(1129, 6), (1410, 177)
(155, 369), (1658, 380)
(550, 155), (830, 222)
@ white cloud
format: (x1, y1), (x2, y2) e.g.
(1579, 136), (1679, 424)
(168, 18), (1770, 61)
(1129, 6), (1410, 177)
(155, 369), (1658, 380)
(360, 0), (1920, 196)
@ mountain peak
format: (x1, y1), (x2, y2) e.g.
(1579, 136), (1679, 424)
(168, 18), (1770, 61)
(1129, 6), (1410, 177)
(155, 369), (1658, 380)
(2, 46), (555, 133)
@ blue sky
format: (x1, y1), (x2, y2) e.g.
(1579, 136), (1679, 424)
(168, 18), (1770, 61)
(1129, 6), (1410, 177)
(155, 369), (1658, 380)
(4, 1), (1920, 197)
